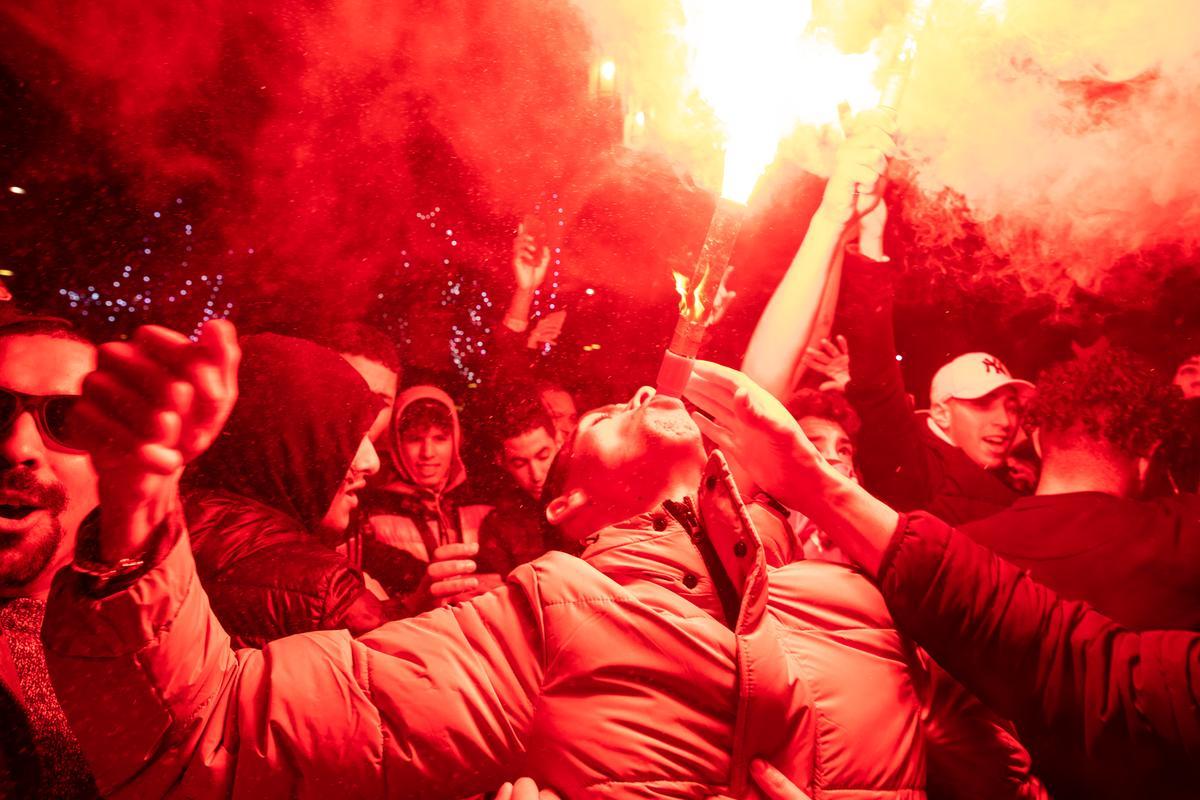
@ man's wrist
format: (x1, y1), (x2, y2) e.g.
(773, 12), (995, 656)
(505, 289), (535, 332)
(74, 498), (186, 596)
(812, 204), (851, 234)
(777, 435), (836, 510)
(857, 229), (887, 261)
(95, 472), (181, 563)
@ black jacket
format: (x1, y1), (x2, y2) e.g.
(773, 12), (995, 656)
(476, 486), (577, 576)
(962, 492), (1200, 631)
(838, 252), (1021, 524)
(187, 490), (381, 649)
(881, 512), (1200, 799)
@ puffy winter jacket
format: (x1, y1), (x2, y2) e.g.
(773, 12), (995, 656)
(186, 489), (386, 648)
(44, 454), (790, 797)
(42, 454), (927, 799)
(767, 559), (927, 799)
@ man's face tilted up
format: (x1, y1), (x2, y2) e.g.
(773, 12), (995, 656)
(0, 333), (98, 598)
(545, 387), (707, 541)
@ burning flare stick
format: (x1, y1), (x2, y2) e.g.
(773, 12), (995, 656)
(880, 0), (933, 111)
(655, 197), (746, 397)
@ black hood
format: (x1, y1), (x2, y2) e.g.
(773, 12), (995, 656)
(186, 333), (381, 530)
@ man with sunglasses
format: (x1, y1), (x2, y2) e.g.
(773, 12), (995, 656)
(0, 308), (99, 798)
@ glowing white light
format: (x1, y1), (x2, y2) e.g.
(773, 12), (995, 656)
(680, 0), (880, 202)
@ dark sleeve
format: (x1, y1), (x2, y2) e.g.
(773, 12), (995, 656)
(879, 512), (1200, 781)
(323, 572), (391, 636)
(361, 536), (427, 596)
(918, 654), (1047, 800)
(836, 250), (935, 509)
(475, 509), (516, 575)
(481, 325), (536, 387)
(73, 505), (187, 597)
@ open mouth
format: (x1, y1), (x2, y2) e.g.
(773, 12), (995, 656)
(0, 504), (39, 521)
(646, 394), (685, 412)
(0, 493), (45, 521)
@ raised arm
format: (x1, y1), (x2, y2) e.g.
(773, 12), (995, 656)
(45, 524), (545, 797)
(741, 110), (895, 400)
(44, 321), (545, 796)
(482, 222), (559, 386)
(685, 361), (1200, 790)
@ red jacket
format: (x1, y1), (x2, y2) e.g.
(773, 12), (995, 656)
(43, 454), (929, 799)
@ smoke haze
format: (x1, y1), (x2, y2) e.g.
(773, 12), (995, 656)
(3, 0), (1199, 319)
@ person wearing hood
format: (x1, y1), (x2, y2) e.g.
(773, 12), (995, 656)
(182, 333), (391, 648)
(43, 323), (855, 799)
(361, 385), (496, 609)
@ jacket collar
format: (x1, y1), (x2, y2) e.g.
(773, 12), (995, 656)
(580, 512), (728, 623)
(577, 452), (796, 796)
(579, 451), (772, 636)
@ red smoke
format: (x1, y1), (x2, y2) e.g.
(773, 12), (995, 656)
(2, 0), (613, 324)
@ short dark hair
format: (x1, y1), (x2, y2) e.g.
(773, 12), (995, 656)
(534, 377), (573, 397)
(316, 323), (401, 373)
(397, 399), (452, 436)
(786, 389), (862, 442)
(485, 394), (556, 453)
(1027, 348), (1175, 457)
(0, 316), (91, 346)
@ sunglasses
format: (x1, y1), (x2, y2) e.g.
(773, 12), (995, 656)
(0, 388), (85, 453)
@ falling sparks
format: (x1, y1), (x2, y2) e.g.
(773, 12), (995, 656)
(54, 200), (234, 333)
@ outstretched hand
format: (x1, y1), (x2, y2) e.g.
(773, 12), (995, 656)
(684, 360), (824, 513)
(513, 224), (551, 292)
(801, 335), (851, 392)
(127, 321), (240, 462)
(527, 310), (567, 349)
(71, 319), (240, 561)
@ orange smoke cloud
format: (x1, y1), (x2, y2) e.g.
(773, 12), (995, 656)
(890, 0), (1200, 300)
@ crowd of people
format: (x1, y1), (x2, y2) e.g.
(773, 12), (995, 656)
(0, 109), (1197, 800)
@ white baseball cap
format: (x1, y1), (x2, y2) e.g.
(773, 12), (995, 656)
(929, 352), (1035, 406)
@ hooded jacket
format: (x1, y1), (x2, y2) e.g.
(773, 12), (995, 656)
(43, 452), (929, 799)
(182, 333), (386, 648)
(362, 386), (491, 587)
